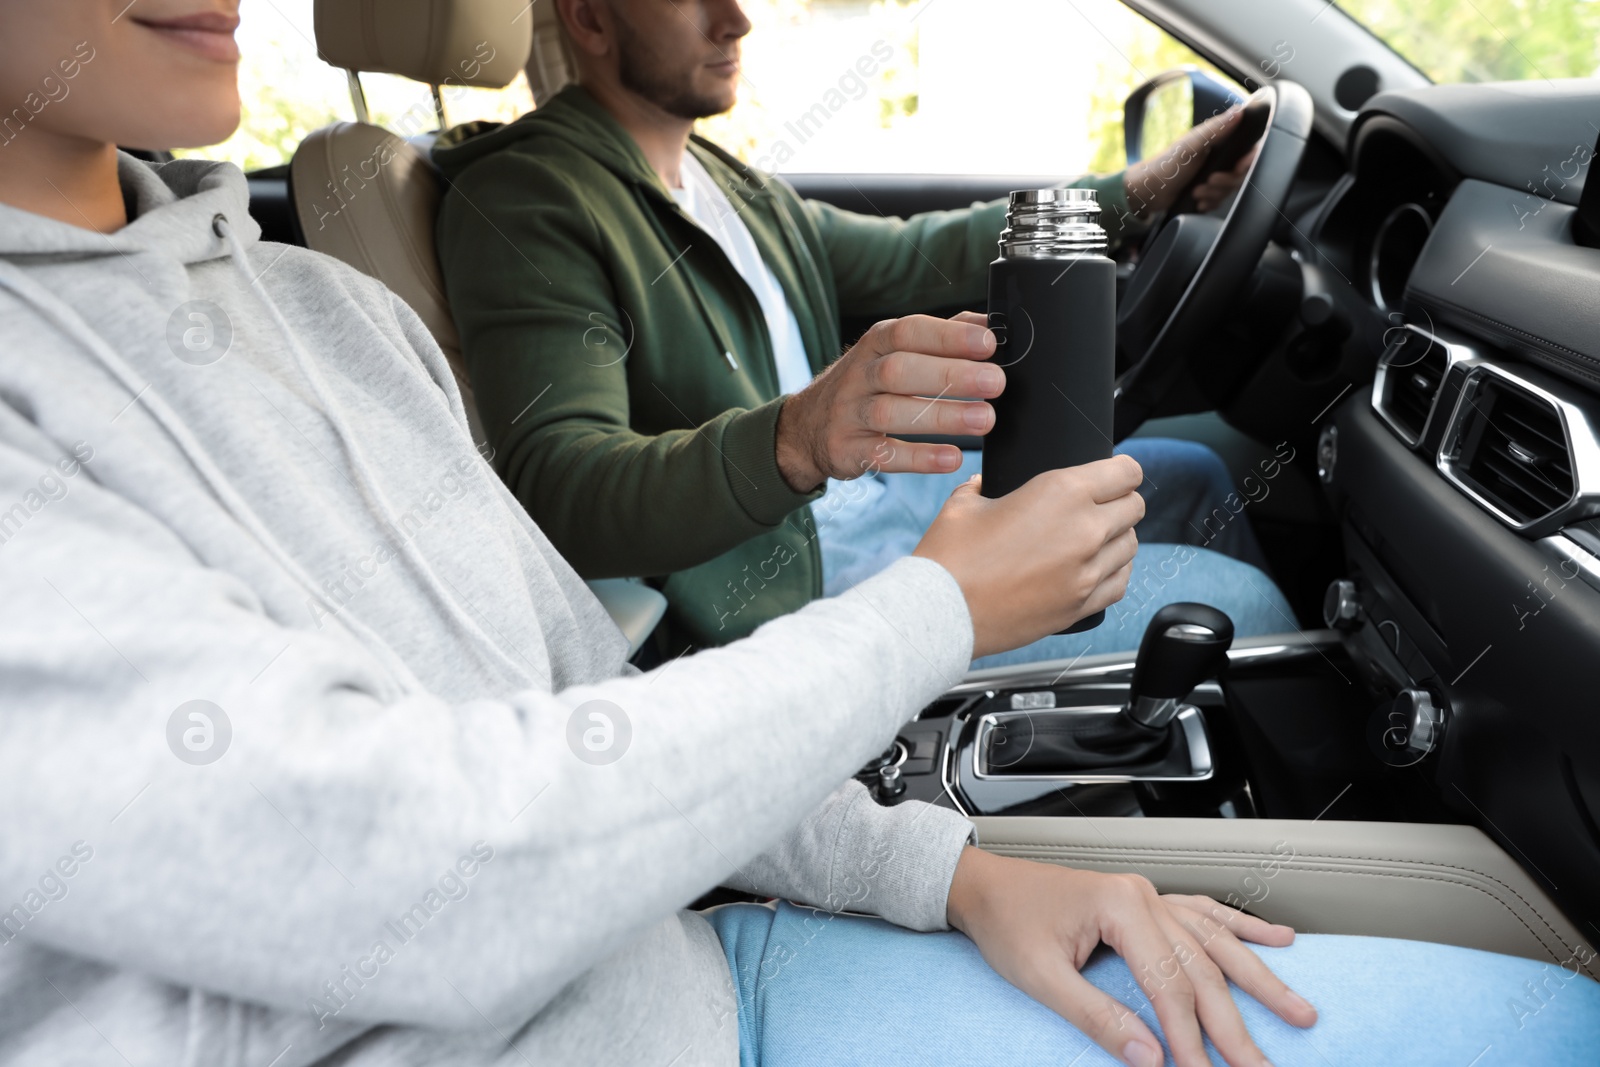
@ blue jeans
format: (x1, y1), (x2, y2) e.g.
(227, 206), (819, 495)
(817, 440), (1294, 667)
(709, 901), (1600, 1066)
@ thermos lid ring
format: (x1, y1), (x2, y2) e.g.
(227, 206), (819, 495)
(999, 187), (1108, 259)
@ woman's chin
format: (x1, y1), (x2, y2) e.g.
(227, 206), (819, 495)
(144, 106), (242, 153)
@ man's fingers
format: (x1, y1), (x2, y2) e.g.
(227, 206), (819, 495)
(866, 437), (965, 475)
(863, 393), (995, 437)
(950, 310), (988, 327)
(1194, 104), (1242, 145)
(867, 349), (1005, 402)
(860, 314), (995, 362)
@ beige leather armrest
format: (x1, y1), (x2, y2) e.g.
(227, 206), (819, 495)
(973, 816), (1596, 980)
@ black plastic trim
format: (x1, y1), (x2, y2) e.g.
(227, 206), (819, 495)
(1408, 180), (1600, 394)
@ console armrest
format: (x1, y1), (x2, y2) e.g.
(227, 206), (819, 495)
(972, 816), (1595, 979)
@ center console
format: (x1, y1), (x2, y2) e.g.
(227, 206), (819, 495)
(858, 617), (1362, 822)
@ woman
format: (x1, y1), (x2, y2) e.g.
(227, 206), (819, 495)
(0, 3), (1594, 1067)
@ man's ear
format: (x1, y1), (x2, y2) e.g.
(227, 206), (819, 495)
(557, 0), (613, 59)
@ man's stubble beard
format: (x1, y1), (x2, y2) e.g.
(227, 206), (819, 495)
(614, 18), (733, 121)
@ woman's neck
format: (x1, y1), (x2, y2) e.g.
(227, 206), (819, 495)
(0, 132), (125, 232)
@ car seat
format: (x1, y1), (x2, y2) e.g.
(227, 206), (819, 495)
(289, 0), (665, 654)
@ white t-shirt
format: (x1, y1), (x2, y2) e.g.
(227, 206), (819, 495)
(671, 153), (900, 595)
(670, 154), (813, 394)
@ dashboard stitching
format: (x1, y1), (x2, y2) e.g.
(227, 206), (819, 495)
(1512, 349), (1600, 391)
(984, 848), (1584, 970)
(1422, 297), (1600, 377)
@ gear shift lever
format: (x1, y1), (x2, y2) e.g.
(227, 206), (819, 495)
(982, 604), (1235, 774)
(1124, 603), (1235, 729)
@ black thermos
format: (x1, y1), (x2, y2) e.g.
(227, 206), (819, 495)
(983, 188), (1116, 633)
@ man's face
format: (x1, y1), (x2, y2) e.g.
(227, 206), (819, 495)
(612, 0), (751, 120)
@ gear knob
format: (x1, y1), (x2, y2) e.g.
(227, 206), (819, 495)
(1123, 603), (1235, 729)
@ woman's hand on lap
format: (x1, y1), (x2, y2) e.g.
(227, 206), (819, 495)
(945, 847), (1317, 1067)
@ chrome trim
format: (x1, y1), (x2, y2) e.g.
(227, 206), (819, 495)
(1368, 202), (1432, 311)
(1370, 324), (1476, 448)
(939, 718), (970, 817)
(1126, 694), (1182, 729)
(969, 705), (1213, 783)
(945, 631), (1341, 696)
(1536, 534), (1600, 596)
(939, 685), (1225, 812)
(1436, 362), (1600, 534)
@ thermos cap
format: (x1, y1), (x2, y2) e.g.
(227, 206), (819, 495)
(999, 187), (1108, 259)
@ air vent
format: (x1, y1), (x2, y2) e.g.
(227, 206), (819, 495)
(1375, 329), (1450, 444)
(1446, 375), (1574, 526)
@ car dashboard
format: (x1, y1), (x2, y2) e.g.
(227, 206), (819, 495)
(1304, 79), (1600, 919)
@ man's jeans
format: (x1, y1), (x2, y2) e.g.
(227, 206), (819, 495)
(817, 439), (1295, 665)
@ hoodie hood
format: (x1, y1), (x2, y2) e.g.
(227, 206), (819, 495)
(0, 152), (627, 700)
(433, 84), (657, 189)
(0, 153), (260, 263)
(433, 84), (772, 204)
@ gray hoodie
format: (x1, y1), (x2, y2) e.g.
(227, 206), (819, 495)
(0, 155), (977, 1067)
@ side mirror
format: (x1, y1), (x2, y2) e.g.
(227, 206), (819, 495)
(1123, 67), (1244, 165)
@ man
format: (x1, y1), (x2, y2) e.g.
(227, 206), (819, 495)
(434, 0), (1292, 658)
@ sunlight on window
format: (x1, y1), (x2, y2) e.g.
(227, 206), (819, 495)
(173, 0), (348, 171)
(695, 0), (1234, 177)
(183, 0), (1238, 178)
(1336, 0), (1600, 83)
(177, 0), (535, 173)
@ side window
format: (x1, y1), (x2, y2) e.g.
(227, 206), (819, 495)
(176, 0), (533, 172)
(697, 0), (1241, 177)
(174, 0), (350, 171)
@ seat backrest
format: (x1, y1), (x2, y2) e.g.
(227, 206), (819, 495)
(290, 0), (534, 444)
(526, 0), (577, 104)
(288, 1), (668, 654)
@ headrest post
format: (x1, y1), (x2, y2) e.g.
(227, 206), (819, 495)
(431, 85), (447, 132)
(344, 69), (370, 125)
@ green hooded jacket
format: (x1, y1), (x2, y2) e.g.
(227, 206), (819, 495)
(434, 85), (1136, 649)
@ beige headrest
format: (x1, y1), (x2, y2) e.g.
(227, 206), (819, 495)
(525, 0), (576, 104)
(314, 0), (533, 87)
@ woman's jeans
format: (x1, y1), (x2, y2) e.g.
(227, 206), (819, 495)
(709, 900), (1600, 1066)
(817, 440), (1296, 667)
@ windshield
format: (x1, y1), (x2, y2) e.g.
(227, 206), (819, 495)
(1337, 0), (1600, 82)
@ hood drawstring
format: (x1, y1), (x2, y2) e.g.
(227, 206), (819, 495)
(211, 215), (547, 688)
(0, 251), (426, 694)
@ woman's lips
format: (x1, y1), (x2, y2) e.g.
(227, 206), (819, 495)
(133, 11), (241, 63)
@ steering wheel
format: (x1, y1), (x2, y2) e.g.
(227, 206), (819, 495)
(1112, 81), (1314, 440)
